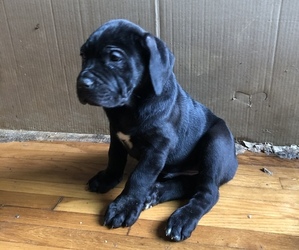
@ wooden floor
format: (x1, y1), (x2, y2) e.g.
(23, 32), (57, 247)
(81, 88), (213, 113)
(0, 141), (298, 249)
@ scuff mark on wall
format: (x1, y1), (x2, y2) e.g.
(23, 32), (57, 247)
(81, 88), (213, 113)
(233, 91), (267, 107)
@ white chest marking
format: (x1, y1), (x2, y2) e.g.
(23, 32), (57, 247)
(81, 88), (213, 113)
(116, 132), (133, 150)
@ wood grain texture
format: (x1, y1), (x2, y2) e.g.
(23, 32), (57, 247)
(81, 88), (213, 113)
(0, 141), (298, 249)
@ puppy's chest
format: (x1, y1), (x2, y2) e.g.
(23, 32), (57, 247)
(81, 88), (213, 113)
(105, 108), (144, 158)
(117, 132), (133, 150)
(116, 131), (141, 159)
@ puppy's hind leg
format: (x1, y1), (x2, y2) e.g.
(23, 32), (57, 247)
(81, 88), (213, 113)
(165, 180), (219, 241)
(143, 174), (198, 210)
(165, 120), (238, 241)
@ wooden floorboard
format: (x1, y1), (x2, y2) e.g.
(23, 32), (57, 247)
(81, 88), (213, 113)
(0, 141), (298, 249)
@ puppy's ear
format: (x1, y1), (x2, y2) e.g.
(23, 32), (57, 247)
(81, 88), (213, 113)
(145, 34), (175, 95)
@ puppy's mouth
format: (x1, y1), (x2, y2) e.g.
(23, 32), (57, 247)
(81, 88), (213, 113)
(77, 77), (134, 108)
(77, 84), (105, 107)
(78, 97), (102, 107)
(78, 92), (130, 108)
(78, 98), (87, 105)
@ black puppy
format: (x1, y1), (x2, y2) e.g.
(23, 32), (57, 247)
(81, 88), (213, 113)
(77, 19), (238, 242)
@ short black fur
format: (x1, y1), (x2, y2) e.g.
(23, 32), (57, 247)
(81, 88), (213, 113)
(77, 19), (238, 242)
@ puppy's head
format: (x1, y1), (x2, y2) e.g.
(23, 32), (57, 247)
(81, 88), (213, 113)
(77, 19), (175, 108)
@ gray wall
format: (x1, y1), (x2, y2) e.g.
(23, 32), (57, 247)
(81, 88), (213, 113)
(1, 0), (299, 144)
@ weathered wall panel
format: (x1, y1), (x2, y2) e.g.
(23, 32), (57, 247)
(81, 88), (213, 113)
(0, 0), (298, 144)
(159, 0), (286, 143)
(0, 0), (156, 135)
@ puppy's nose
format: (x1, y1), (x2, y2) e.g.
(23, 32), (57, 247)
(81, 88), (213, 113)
(77, 77), (94, 89)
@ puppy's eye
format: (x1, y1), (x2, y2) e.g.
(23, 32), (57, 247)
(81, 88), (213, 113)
(109, 51), (123, 62)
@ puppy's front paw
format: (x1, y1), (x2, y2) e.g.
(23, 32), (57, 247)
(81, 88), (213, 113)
(104, 195), (143, 228)
(87, 171), (122, 193)
(166, 206), (199, 242)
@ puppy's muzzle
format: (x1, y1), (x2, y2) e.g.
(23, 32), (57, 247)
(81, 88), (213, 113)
(77, 71), (96, 104)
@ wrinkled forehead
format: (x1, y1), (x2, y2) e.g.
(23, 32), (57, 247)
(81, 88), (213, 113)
(82, 19), (147, 51)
